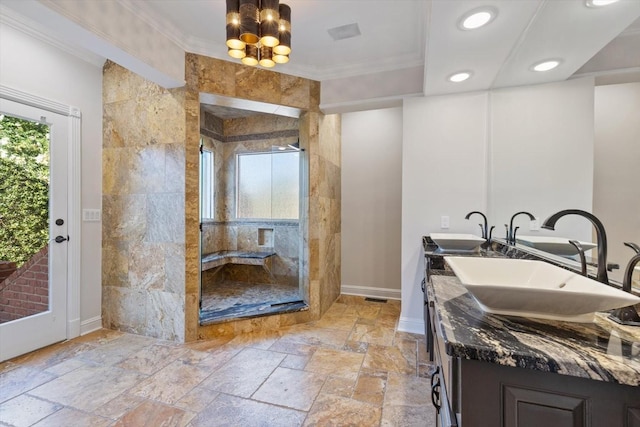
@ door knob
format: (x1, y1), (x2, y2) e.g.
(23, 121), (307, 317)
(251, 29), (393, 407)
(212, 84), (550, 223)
(54, 235), (68, 243)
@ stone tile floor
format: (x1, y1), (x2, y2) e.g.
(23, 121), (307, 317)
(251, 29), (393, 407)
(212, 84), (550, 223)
(0, 296), (437, 426)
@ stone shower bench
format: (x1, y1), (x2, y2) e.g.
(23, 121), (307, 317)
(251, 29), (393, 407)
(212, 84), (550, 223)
(201, 250), (276, 272)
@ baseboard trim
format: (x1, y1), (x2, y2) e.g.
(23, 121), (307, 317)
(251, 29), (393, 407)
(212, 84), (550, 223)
(397, 316), (424, 335)
(340, 285), (401, 300)
(67, 318), (80, 339)
(80, 316), (103, 335)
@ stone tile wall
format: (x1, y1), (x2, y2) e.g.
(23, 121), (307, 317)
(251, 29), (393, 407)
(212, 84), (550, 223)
(102, 61), (186, 341)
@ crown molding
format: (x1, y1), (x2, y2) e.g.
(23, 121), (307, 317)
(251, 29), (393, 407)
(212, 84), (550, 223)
(0, 4), (105, 68)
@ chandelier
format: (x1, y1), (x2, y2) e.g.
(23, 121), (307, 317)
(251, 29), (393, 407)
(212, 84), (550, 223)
(226, 0), (292, 68)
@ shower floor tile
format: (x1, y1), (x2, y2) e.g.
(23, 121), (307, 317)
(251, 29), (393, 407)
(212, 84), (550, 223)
(200, 281), (303, 324)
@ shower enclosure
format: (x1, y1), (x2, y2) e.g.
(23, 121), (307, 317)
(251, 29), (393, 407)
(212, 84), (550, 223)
(198, 104), (307, 324)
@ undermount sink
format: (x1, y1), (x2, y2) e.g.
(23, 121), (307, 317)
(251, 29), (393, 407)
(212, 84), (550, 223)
(445, 256), (640, 322)
(430, 233), (485, 251)
(515, 235), (596, 256)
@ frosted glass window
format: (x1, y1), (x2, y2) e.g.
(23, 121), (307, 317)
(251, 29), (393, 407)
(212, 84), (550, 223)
(200, 148), (214, 220)
(237, 151), (299, 219)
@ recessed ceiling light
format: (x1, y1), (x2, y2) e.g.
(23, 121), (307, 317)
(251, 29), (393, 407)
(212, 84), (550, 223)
(585, 0), (619, 7)
(532, 60), (561, 72)
(459, 7), (497, 30)
(448, 72), (472, 83)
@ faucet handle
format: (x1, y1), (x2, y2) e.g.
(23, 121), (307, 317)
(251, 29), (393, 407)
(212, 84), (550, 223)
(569, 240), (587, 276)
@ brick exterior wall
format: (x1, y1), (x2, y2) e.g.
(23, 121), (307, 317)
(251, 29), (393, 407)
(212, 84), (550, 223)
(0, 246), (49, 324)
(0, 261), (17, 283)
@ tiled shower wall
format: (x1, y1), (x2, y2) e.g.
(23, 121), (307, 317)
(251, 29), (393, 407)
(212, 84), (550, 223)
(200, 109), (300, 287)
(202, 222), (300, 286)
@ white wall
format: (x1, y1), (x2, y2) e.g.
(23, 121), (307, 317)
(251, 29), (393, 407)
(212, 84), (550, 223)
(341, 107), (403, 299)
(490, 78), (595, 243)
(401, 93), (489, 333)
(594, 82), (640, 284)
(0, 23), (103, 334)
(399, 79), (596, 333)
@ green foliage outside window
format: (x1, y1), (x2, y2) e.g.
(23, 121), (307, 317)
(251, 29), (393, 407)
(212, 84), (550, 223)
(0, 114), (50, 267)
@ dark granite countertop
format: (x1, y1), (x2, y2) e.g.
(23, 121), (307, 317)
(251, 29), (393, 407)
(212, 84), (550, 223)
(428, 274), (640, 387)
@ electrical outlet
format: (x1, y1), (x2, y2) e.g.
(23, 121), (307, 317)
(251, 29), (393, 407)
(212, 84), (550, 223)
(82, 209), (101, 222)
(441, 215), (450, 229)
(530, 219), (540, 231)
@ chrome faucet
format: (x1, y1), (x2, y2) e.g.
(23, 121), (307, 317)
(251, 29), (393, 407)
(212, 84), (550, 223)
(608, 253), (640, 326)
(542, 209), (609, 285)
(508, 211), (535, 245)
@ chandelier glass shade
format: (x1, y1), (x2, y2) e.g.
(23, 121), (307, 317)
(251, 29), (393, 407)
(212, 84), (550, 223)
(226, 0), (291, 68)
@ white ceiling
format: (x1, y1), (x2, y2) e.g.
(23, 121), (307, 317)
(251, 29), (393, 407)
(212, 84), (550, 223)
(2, 0), (639, 99)
(122, 0), (640, 95)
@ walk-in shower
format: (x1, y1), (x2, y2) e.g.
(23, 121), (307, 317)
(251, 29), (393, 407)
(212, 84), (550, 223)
(198, 101), (307, 324)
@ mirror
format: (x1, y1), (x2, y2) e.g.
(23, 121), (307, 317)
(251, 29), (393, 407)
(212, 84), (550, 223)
(489, 79), (640, 286)
(198, 95), (308, 325)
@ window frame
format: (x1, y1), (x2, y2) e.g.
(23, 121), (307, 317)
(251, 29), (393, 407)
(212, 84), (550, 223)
(199, 144), (214, 221)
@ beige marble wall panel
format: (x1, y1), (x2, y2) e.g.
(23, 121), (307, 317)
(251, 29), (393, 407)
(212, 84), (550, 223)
(235, 67), (281, 105)
(146, 290), (186, 341)
(273, 225), (299, 258)
(102, 241), (129, 288)
(271, 256), (299, 287)
(236, 227), (259, 252)
(103, 61), (187, 342)
(203, 112), (223, 136)
(184, 93), (201, 341)
(189, 54), (318, 111)
(312, 114), (342, 316)
(223, 115), (298, 137)
(102, 195), (147, 242)
(103, 60), (166, 105)
(221, 264), (275, 284)
(280, 74), (310, 109)
(103, 96), (185, 148)
(128, 241), (166, 291)
(103, 286), (147, 335)
(192, 55), (236, 98)
(165, 243), (186, 295)
(102, 148), (132, 195)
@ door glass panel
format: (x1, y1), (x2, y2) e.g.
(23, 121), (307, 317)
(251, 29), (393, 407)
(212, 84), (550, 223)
(0, 114), (50, 324)
(236, 151), (299, 219)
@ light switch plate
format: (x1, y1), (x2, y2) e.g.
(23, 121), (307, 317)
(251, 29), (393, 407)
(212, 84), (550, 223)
(82, 209), (101, 222)
(441, 215), (450, 229)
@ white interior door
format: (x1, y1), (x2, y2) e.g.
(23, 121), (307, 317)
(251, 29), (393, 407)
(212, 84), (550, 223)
(0, 98), (68, 362)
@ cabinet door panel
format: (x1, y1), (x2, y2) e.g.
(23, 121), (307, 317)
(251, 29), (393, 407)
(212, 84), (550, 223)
(503, 385), (586, 427)
(629, 407), (640, 427)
